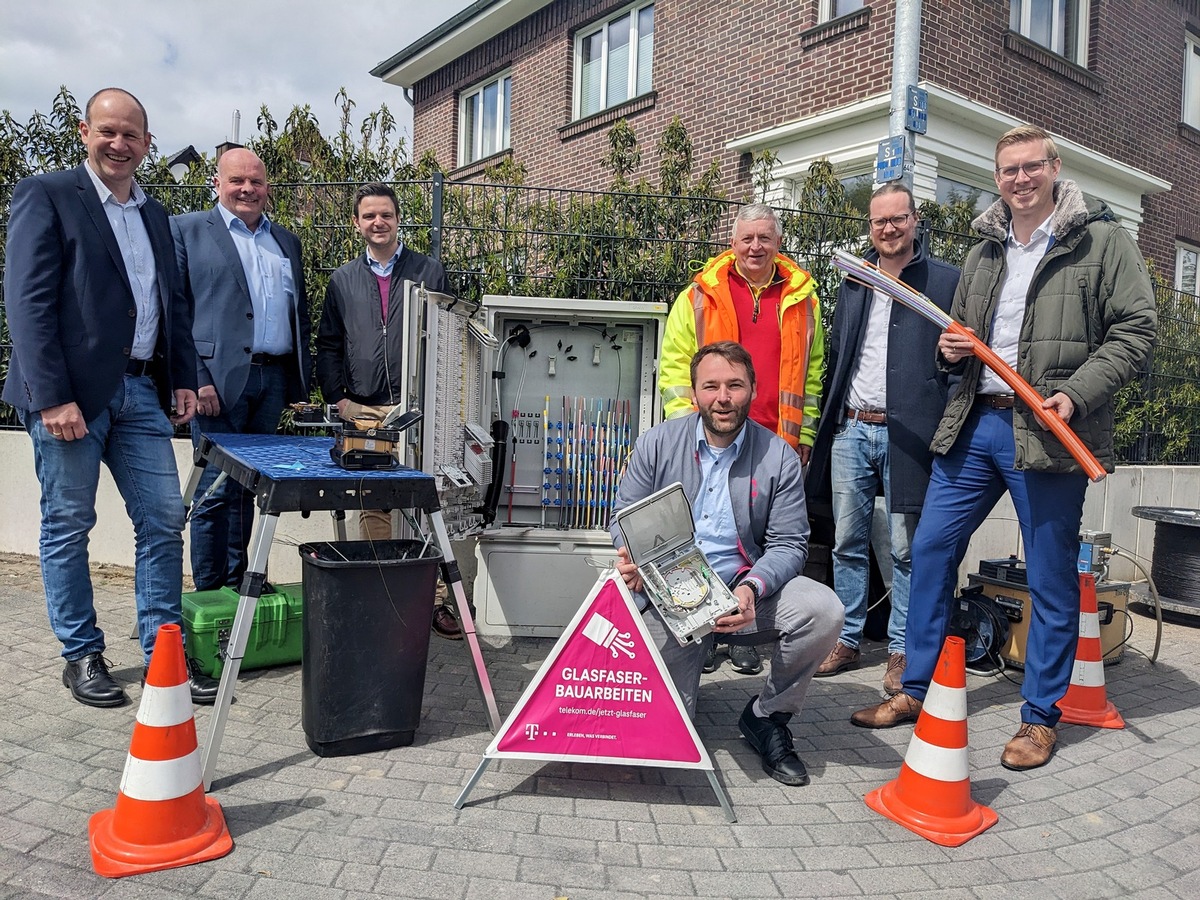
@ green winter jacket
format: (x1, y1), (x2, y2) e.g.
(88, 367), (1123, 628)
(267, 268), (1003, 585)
(933, 180), (1156, 474)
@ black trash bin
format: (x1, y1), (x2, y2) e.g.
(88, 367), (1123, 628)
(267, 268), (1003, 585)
(299, 540), (442, 756)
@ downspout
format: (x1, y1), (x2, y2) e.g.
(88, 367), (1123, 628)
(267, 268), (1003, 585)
(889, 0), (922, 191)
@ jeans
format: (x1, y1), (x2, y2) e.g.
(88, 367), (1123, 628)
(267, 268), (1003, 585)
(901, 406), (1087, 726)
(189, 363), (287, 591)
(830, 419), (917, 653)
(22, 374), (186, 663)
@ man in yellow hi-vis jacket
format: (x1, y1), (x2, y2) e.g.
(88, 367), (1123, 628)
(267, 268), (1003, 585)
(660, 203), (824, 463)
(659, 203), (825, 676)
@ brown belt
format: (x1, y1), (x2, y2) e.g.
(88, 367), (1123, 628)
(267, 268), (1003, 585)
(976, 394), (1015, 409)
(845, 407), (886, 424)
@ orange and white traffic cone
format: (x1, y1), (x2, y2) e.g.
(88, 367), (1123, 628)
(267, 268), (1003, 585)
(1057, 572), (1125, 729)
(89, 624), (233, 877)
(865, 635), (998, 847)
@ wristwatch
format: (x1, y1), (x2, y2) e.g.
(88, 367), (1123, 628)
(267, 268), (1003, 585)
(745, 579), (763, 602)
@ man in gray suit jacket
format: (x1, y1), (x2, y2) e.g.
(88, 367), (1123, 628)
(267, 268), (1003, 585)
(3, 88), (216, 707)
(610, 342), (842, 787)
(171, 148), (311, 591)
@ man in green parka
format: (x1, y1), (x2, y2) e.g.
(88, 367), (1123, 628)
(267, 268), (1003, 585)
(851, 125), (1156, 772)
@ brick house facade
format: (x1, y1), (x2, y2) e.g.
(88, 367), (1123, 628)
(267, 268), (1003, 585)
(374, 0), (1200, 282)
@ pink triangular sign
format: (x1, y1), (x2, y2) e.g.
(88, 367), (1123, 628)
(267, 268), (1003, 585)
(486, 570), (713, 770)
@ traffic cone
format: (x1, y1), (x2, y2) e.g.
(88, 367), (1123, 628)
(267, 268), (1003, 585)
(1057, 573), (1125, 729)
(89, 624), (233, 877)
(865, 635), (998, 847)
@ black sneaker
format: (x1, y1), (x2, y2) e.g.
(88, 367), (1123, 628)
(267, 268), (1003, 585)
(62, 652), (127, 708)
(738, 696), (810, 786)
(728, 643), (763, 675)
(702, 643), (721, 674)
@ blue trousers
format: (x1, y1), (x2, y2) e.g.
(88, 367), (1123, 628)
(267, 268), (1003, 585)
(902, 406), (1086, 726)
(830, 419), (916, 653)
(189, 363), (287, 591)
(22, 375), (186, 663)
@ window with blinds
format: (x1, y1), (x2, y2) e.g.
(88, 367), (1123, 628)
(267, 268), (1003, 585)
(1009, 0), (1090, 66)
(574, 1), (654, 120)
(1185, 34), (1200, 129)
(459, 72), (512, 166)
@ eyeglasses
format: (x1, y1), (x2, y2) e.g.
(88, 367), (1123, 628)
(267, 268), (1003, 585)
(868, 213), (912, 230)
(995, 158), (1056, 181)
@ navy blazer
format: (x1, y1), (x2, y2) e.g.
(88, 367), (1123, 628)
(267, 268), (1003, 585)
(806, 242), (960, 515)
(171, 207), (311, 407)
(2, 164), (197, 421)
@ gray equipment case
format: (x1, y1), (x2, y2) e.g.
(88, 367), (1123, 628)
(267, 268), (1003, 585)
(614, 482), (740, 645)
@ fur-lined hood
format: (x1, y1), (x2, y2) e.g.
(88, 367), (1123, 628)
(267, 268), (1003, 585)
(972, 179), (1113, 243)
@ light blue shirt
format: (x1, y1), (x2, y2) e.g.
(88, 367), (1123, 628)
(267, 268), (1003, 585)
(83, 161), (159, 360)
(693, 418), (748, 585)
(366, 244), (405, 278)
(216, 203), (294, 356)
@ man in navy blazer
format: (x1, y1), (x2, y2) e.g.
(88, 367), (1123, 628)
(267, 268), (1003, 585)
(171, 148), (311, 591)
(2, 88), (217, 707)
(806, 184), (960, 695)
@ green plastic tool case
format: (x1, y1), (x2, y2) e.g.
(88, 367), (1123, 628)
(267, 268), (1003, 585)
(183, 583), (304, 677)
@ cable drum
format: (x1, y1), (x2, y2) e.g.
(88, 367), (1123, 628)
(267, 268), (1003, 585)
(1132, 507), (1200, 620)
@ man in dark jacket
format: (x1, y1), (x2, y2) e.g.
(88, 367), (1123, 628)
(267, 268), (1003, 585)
(851, 126), (1156, 772)
(807, 184), (959, 695)
(315, 182), (460, 639)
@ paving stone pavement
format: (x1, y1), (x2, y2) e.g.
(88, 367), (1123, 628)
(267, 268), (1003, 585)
(1, 551), (1198, 899)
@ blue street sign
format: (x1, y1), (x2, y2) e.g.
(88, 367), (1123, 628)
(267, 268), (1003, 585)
(906, 85), (928, 134)
(875, 135), (906, 184)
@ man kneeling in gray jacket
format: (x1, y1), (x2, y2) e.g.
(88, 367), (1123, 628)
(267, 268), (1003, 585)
(611, 341), (843, 786)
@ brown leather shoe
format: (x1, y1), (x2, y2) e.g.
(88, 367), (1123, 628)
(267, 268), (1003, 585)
(815, 642), (860, 677)
(1000, 723), (1057, 771)
(850, 691), (922, 728)
(431, 605), (463, 640)
(883, 652), (906, 696)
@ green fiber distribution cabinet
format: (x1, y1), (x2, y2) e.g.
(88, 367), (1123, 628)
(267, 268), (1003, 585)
(182, 583), (304, 677)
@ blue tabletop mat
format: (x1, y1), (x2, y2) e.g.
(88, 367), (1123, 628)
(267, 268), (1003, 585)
(204, 433), (434, 486)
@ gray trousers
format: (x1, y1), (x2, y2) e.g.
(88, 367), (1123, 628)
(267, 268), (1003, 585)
(641, 575), (843, 719)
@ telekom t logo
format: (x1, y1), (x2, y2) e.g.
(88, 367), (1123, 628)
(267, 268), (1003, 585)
(524, 723), (540, 740)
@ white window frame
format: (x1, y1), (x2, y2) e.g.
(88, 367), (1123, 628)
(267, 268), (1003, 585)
(1177, 242), (1199, 295)
(819, 0), (865, 22)
(1010, 0), (1090, 65)
(1184, 34), (1200, 129)
(572, 1), (654, 120)
(458, 71), (512, 167)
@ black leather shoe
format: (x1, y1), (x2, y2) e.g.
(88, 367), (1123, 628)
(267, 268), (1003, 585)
(62, 652), (128, 708)
(702, 643), (721, 674)
(141, 658), (220, 705)
(187, 658), (219, 705)
(738, 696), (810, 787)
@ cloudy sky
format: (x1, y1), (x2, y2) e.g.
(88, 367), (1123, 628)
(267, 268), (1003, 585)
(1, 0), (474, 160)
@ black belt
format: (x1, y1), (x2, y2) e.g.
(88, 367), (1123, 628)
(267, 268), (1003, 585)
(845, 407), (886, 424)
(250, 352), (289, 366)
(976, 394), (1015, 409)
(125, 358), (153, 377)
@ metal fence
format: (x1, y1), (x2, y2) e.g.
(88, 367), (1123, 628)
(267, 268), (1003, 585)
(0, 176), (1194, 463)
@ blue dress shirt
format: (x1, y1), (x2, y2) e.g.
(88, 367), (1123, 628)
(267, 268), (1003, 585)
(217, 203), (294, 356)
